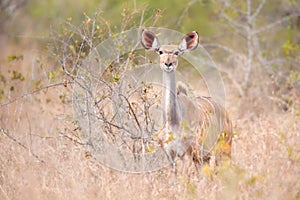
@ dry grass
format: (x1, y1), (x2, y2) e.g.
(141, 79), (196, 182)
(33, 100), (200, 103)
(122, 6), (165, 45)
(0, 40), (300, 200)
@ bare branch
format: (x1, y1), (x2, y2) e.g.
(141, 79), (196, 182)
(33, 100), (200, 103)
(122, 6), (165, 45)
(0, 81), (73, 107)
(254, 13), (300, 34)
(202, 43), (239, 55)
(220, 11), (248, 30)
(250, 0), (266, 20)
(59, 131), (87, 146)
(219, 0), (247, 15)
(1, 127), (45, 163)
(119, 94), (142, 134)
(265, 58), (300, 67)
(176, 0), (198, 28)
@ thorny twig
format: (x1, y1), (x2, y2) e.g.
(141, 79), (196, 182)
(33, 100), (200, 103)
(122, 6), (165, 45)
(59, 131), (87, 146)
(0, 127), (45, 163)
(0, 81), (73, 107)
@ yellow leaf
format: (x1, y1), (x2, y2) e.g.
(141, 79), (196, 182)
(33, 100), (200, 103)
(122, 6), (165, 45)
(165, 131), (176, 143)
(146, 145), (154, 153)
(181, 120), (190, 131)
(202, 164), (213, 179)
(181, 132), (188, 139)
(112, 72), (120, 82)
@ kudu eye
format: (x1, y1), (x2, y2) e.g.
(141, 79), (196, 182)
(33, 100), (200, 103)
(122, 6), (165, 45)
(174, 51), (180, 56)
(158, 50), (163, 55)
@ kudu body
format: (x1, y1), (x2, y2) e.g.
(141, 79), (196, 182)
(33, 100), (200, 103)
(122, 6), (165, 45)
(141, 30), (232, 172)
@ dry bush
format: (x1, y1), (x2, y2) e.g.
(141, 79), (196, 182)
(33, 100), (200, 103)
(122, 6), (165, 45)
(1, 4), (300, 200)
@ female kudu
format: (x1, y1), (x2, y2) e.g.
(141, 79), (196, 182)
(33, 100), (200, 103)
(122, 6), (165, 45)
(141, 30), (232, 174)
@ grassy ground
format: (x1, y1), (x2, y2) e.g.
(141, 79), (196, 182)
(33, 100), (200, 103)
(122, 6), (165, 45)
(0, 36), (300, 200)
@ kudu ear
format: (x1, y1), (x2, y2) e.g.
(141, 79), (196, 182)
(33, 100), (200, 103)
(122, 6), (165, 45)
(178, 31), (199, 52)
(141, 30), (160, 51)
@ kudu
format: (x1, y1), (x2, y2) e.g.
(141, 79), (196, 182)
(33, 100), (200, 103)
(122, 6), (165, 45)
(141, 30), (232, 174)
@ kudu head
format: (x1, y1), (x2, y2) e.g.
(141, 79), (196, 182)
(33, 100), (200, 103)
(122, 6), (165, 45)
(141, 30), (199, 72)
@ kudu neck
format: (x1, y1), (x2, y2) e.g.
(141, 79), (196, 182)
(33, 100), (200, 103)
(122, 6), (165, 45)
(163, 70), (181, 126)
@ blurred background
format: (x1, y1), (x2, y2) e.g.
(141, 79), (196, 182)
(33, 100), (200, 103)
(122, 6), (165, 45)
(0, 0), (300, 199)
(1, 0), (299, 112)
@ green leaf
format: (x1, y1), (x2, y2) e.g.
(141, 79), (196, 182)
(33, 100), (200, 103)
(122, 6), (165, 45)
(7, 55), (23, 62)
(0, 88), (4, 101)
(11, 71), (25, 81)
(112, 72), (121, 82)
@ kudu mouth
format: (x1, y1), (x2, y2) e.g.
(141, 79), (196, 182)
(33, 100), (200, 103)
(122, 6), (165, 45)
(160, 59), (178, 72)
(161, 64), (175, 72)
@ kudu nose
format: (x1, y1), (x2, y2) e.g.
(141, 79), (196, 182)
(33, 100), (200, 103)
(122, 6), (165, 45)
(165, 62), (172, 67)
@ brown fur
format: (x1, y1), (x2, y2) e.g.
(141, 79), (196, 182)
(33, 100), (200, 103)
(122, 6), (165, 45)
(141, 30), (232, 172)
